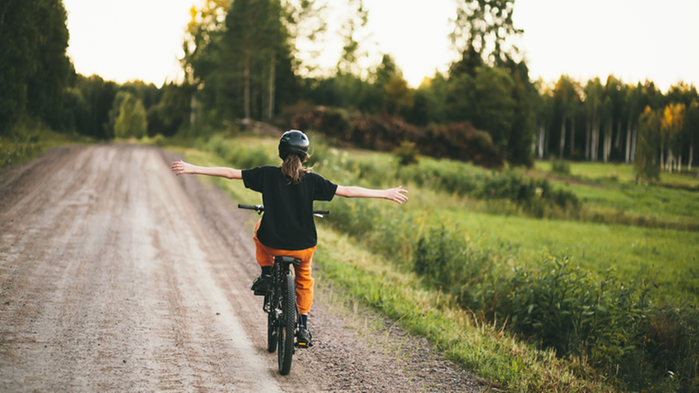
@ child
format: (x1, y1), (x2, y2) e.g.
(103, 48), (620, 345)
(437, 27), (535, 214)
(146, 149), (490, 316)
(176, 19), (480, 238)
(171, 130), (408, 346)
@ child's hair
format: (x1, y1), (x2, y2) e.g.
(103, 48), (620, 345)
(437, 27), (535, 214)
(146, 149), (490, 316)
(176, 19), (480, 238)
(281, 154), (309, 185)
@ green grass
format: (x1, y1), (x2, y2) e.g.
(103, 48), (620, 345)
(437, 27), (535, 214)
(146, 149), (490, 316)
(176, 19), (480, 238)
(431, 209), (699, 306)
(565, 182), (699, 225)
(1, 123), (92, 169)
(313, 229), (609, 392)
(533, 161), (699, 228)
(535, 160), (699, 187)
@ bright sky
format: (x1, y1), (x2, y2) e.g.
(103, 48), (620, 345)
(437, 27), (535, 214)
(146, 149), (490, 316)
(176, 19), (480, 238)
(63, 0), (699, 92)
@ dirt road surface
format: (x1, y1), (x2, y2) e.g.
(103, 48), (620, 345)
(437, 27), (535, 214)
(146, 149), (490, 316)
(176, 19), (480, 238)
(0, 144), (485, 392)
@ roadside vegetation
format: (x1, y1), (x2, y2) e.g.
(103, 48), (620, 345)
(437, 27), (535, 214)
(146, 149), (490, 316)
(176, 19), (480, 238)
(168, 133), (698, 392)
(0, 121), (93, 169)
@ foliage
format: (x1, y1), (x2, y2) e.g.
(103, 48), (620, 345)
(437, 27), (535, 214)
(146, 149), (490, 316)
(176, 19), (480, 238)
(550, 158), (571, 175)
(0, 121), (91, 169)
(114, 93), (147, 139)
(635, 106), (661, 181)
(397, 158), (579, 215)
(449, 0), (521, 65)
(393, 141), (420, 166)
(72, 74), (118, 139)
(413, 227), (698, 391)
(0, 0), (71, 133)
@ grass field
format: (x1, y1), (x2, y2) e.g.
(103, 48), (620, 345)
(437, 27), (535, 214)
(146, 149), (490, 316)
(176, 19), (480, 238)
(170, 134), (698, 391)
(432, 209), (699, 306)
(535, 160), (699, 187)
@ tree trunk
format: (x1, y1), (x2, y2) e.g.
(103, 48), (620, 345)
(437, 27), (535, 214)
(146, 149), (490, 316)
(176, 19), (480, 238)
(631, 125), (638, 163)
(614, 120), (622, 149)
(244, 49), (251, 120)
(559, 116), (566, 159)
(538, 125), (545, 159)
(660, 142), (664, 171)
(603, 123), (611, 162)
(591, 121), (597, 161)
(586, 120), (591, 161)
(689, 145), (693, 170)
(267, 51), (276, 120)
(625, 121), (632, 163)
(570, 117), (576, 159)
(678, 153), (682, 173)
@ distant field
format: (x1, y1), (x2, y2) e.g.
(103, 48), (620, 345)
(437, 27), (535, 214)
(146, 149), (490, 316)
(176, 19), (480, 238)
(433, 208), (699, 306)
(535, 160), (699, 187)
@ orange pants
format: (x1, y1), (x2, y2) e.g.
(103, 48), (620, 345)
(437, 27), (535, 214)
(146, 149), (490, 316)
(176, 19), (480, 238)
(253, 220), (316, 314)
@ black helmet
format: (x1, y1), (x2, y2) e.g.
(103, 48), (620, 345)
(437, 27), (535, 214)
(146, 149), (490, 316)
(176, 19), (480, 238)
(278, 130), (309, 159)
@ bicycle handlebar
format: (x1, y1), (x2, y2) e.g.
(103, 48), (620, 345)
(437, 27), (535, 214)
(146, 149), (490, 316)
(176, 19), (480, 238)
(238, 204), (329, 216)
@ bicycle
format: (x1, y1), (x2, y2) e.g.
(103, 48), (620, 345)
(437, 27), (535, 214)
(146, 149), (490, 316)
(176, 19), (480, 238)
(238, 203), (329, 375)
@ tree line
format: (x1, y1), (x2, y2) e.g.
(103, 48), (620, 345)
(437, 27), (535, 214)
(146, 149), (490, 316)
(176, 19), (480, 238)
(0, 0), (192, 140)
(539, 75), (699, 177)
(3, 0), (697, 179)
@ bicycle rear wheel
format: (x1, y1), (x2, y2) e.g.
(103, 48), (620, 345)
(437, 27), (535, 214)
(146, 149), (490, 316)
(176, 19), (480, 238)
(277, 274), (296, 375)
(266, 291), (278, 353)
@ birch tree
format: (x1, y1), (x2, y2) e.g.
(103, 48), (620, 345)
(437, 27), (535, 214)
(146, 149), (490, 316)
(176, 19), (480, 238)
(584, 78), (604, 161)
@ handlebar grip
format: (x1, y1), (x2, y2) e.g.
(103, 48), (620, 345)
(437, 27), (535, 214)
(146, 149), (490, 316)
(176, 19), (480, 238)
(238, 204), (263, 211)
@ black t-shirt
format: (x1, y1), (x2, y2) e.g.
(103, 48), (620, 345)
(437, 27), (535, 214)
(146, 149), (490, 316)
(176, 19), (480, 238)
(242, 166), (338, 250)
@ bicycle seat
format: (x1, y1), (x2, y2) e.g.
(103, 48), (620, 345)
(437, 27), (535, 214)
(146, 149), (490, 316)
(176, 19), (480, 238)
(275, 256), (302, 266)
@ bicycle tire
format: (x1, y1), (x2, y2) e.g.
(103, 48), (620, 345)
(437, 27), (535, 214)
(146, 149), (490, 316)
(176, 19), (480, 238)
(267, 292), (278, 353)
(277, 274), (296, 375)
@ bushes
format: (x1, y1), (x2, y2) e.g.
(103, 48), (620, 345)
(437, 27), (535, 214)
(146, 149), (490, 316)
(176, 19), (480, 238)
(204, 134), (278, 169)
(550, 158), (571, 175)
(278, 103), (504, 167)
(413, 225), (492, 296)
(412, 227), (699, 391)
(397, 159), (580, 215)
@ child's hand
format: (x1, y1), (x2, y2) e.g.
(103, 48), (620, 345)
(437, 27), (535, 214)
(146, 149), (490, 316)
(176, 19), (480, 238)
(171, 160), (194, 176)
(385, 186), (409, 204)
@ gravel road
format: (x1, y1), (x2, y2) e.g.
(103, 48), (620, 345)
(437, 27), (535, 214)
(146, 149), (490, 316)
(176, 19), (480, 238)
(0, 144), (485, 392)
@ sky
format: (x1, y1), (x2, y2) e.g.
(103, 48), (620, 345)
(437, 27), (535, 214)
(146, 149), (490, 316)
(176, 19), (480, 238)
(63, 0), (699, 92)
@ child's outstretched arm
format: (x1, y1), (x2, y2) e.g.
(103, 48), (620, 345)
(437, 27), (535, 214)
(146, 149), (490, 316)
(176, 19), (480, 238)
(335, 185), (408, 204)
(170, 159), (242, 180)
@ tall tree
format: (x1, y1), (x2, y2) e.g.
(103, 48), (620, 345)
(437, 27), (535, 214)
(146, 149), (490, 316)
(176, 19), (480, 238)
(625, 83), (645, 163)
(688, 99), (699, 170)
(660, 102), (685, 173)
(0, 0), (71, 133)
(584, 78), (604, 161)
(604, 76), (625, 162)
(635, 106), (661, 182)
(449, 0), (522, 65)
(553, 75), (579, 159)
(114, 92), (147, 139)
(336, 0), (369, 77)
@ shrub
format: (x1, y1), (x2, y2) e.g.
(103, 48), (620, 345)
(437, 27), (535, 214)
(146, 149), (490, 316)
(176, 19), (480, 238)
(550, 158), (571, 175)
(411, 226), (698, 391)
(393, 141), (420, 166)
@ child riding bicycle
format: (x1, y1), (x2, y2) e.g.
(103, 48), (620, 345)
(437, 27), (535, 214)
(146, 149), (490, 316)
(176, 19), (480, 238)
(171, 130), (408, 346)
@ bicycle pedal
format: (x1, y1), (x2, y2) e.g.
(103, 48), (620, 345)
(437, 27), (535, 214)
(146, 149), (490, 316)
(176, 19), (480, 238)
(295, 341), (313, 348)
(253, 289), (267, 296)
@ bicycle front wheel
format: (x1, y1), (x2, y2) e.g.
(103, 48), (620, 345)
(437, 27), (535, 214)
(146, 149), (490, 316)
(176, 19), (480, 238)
(277, 274), (296, 375)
